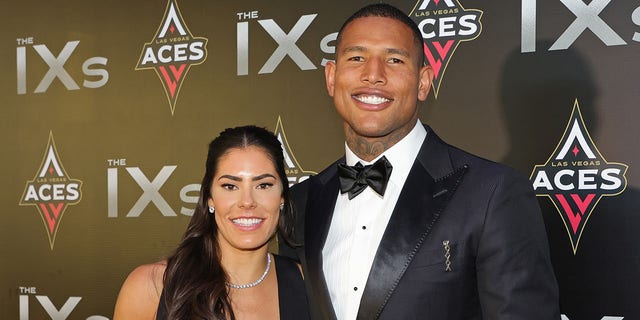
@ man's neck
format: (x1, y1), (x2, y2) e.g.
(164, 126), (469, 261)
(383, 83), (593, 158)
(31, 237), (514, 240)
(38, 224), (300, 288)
(344, 123), (415, 162)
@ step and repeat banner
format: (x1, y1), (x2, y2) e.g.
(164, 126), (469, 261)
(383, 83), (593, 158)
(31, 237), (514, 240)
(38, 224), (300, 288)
(2, 0), (639, 319)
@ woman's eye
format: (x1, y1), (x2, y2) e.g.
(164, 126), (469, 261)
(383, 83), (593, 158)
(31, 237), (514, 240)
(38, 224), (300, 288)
(257, 183), (274, 190)
(221, 184), (237, 190)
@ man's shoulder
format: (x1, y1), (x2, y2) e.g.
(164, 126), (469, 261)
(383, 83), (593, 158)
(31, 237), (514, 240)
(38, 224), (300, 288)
(448, 145), (505, 169)
(449, 148), (536, 197)
(428, 130), (525, 183)
(289, 157), (340, 206)
(422, 125), (513, 176)
(291, 158), (342, 191)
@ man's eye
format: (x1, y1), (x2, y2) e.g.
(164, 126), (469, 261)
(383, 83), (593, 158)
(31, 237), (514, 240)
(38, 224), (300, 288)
(388, 58), (404, 64)
(347, 56), (364, 62)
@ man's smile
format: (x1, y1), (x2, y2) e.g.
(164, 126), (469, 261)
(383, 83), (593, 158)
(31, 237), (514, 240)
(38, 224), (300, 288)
(352, 94), (392, 105)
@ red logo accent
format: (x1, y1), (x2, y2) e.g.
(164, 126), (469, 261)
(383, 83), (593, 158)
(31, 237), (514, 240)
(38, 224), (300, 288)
(554, 194), (595, 234)
(424, 40), (454, 78)
(39, 203), (65, 234)
(158, 64), (187, 98)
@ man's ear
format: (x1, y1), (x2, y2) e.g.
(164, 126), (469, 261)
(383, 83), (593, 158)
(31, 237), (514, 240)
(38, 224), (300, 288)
(325, 61), (336, 97)
(417, 65), (434, 101)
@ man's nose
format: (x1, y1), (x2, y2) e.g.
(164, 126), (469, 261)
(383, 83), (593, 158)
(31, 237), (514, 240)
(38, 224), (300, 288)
(361, 58), (387, 85)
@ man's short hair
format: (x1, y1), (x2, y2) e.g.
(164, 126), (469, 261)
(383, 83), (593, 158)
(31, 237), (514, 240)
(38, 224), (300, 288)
(336, 3), (425, 66)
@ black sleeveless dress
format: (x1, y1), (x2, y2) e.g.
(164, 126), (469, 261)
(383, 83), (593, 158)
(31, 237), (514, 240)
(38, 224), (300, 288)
(156, 254), (310, 320)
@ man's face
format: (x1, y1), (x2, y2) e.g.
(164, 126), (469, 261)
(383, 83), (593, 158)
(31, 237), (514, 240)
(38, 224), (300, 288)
(325, 16), (433, 143)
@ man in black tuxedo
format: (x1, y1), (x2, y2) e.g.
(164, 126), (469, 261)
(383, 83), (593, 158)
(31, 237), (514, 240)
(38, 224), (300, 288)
(282, 3), (560, 319)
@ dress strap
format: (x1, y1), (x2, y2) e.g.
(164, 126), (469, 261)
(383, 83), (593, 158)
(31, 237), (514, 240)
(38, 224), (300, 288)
(274, 254), (310, 320)
(155, 290), (167, 320)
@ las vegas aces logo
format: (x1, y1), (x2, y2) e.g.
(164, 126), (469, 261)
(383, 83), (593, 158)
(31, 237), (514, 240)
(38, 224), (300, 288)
(19, 132), (83, 249)
(136, 0), (208, 115)
(409, 0), (483, 98)
(530, 100), (628, 254)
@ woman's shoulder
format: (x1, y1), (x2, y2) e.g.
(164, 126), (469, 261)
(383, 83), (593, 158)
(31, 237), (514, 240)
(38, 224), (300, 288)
(113, 261), (166, 320)
(127, 261), (166, 291)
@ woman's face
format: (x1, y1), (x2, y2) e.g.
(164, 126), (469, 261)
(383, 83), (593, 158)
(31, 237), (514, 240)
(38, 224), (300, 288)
(208, 146), (283, 253)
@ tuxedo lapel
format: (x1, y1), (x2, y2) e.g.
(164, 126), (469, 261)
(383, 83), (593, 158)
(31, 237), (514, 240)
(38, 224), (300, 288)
(356, 126), (468, 319)
(304, 168), (341, 320)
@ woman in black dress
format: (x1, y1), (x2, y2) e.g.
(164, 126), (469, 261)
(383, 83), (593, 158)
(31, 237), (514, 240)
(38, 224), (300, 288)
(114, 126), (309, 320)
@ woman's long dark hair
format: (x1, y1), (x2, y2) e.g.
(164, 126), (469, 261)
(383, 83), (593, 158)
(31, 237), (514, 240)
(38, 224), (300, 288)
(162, 125), (295, 320)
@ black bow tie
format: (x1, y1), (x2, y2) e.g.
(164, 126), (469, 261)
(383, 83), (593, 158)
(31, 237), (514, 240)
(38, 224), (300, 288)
(337, 156), (393, 200)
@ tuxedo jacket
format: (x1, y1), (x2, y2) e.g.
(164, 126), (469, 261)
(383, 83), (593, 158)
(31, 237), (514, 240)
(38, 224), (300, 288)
(283, 125), (560, 320)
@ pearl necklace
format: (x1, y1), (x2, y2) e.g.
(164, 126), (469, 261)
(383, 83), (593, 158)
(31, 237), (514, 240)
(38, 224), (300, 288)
(225, 253), (271, 289)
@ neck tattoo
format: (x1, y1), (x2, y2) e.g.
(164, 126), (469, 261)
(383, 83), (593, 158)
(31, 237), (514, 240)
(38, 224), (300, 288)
(225, 253), (271, 289)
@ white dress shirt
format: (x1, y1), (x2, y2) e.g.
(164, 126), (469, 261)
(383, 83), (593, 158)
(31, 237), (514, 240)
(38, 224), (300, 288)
(322, 120), (427, 320)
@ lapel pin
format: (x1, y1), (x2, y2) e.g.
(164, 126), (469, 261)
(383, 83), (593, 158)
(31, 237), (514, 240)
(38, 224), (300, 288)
(443, 240), (452, 272)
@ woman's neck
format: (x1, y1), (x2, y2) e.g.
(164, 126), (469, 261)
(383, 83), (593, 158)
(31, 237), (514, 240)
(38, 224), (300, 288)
(220, 245), (270, 285)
